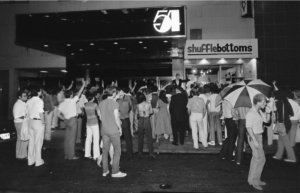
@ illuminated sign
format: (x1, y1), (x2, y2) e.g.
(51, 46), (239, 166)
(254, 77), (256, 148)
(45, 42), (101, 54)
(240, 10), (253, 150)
(153, 10), (181, 33)
(185, 39), (258, 59)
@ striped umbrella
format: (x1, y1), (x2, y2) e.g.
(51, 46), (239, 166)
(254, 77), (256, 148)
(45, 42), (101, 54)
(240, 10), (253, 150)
(222, 79), (271, 108)
(215, 83), (237, 107)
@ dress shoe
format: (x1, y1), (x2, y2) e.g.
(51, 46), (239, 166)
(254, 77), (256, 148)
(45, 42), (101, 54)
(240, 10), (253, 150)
(251, 184), (263, 191)
(172, 142), (179, 146)
(284, 159), (296, 163)
(150, 155), (156, 159)
(112, 171), (127, 178)
(103, 170), (110, 177)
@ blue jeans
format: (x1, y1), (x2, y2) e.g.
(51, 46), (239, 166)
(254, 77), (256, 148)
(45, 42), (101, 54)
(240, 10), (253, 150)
(102, 132), (121, 174)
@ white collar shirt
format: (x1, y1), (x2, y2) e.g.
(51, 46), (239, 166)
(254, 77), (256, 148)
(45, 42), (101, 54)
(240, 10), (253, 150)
(26, 96), (44, 119)
(208, 94), (220, 112)
(222, 100), (233, 118)
(76, 94), (87, 114)
(288, 99), (300, 120)
(59, 96), (79, 119)
(246, 107), (264, 134)
(13, 99), (27, 123)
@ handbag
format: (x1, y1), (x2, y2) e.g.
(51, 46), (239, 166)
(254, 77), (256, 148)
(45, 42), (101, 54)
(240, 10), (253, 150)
(20, 117), (29, 141)
(273, 102), (286, 136)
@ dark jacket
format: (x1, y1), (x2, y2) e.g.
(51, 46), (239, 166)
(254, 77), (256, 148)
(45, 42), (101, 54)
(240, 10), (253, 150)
(169, 93), (188, 121)
(172, 79), (187, 88)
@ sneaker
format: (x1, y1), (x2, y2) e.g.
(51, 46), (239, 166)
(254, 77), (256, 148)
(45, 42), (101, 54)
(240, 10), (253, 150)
(272, 156), (280, 160)
(284, 159), (296, 163)
(208, 141), (215, 146)
(111, 172), (127, 178)
(103, 171), (110, 177)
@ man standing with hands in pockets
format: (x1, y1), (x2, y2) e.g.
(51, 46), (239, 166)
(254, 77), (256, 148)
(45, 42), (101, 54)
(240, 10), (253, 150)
(98, 86), (127, 178)
(246, 94), (271, 191)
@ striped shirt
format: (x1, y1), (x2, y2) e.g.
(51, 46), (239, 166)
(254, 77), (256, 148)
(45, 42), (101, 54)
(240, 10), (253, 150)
(187, 96), (205, 113)
(85, 102), (98, 126)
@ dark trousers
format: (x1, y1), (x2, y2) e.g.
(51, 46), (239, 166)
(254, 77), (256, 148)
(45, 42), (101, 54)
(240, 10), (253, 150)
(171, 119), (186, 144)
(236, 119), (248, 163)
(220, 118), (237, 160)
(64, 117), (77, 159)
(138, 117), (154, 155)
(121, 118), (133, 159)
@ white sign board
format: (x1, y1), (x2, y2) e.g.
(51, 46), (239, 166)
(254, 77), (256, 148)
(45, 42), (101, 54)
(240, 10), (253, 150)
(185, 39), (258, 59)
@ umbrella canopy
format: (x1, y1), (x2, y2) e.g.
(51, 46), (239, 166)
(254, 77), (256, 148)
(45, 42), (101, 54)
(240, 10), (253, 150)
(215, 83), (237, 107)
(222, 79), (271, 108)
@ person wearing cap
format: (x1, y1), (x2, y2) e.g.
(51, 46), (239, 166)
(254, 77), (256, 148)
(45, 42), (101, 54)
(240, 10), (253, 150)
(13, 90), (28, 160)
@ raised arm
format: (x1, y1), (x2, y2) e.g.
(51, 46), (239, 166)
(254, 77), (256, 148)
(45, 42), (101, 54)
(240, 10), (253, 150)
(76, 79), (89, 98)
(66, 80), (74, 91)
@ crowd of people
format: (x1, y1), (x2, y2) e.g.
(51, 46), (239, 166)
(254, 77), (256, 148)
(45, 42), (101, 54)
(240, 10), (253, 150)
(12, 74), (299, 189)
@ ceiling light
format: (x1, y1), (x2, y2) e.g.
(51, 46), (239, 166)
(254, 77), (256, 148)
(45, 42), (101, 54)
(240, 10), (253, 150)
(45, 15), (49, 18)
(87, 64), (90, 66)
(67, 44), (71, 46)
(44, 45), (48, 47)
(61, 70), (67, 73)
(164, 40), (168, 43)
(143, 47), (147, 49)
(40, 71), (48, 73)
(139, 41), (143, 44)
(114, 42), (118, 45)
(101, 10), (108, 14)
(71, 53), (74, 55)
(90, 43), (94, 46)
(79, 49), (83, 51)
(61, 18), (67, 21)
(121, 9), (129, 14)
(120, 48), (126, 50)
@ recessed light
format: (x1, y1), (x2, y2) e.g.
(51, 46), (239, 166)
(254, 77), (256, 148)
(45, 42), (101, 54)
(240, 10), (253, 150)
(120, 48), (126, 50)
(98, 48), (104, 50)
(95, 64), (99, 66)
(87, 64), (90, 66)
(90, 43), (94, 46)
(67, 44), (71, 46)
(71, 53), (74, 55)
(44, 45), (48, 47)
(61, 18), (67, 21)
(143, 47), (147, 49)
(79, 49), (83, 51)
(40, 71), (48, 73)
(139, 41), (143, 44)
(61, 70), (67, 73)
(164, 40), (168, 43)
(82, 64), (86, 66)
(114, 42), (118, 45)
(45, 15), (49, 18)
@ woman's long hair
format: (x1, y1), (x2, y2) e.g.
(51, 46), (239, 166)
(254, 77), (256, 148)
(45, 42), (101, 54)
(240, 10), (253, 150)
(136, 92), (146, 104)
(159, 90), (169, 104)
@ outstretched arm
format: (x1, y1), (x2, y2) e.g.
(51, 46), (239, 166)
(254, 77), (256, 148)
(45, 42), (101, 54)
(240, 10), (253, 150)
(66, 80), (74, 91)
(273, 80), (278, 91)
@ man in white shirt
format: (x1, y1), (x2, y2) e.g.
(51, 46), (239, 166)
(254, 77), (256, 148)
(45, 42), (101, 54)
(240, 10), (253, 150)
(26, 86), (45, 167)
(13, 90), (28, 159)
(289, 93), (300, 146)
(58, 79), (87, 160)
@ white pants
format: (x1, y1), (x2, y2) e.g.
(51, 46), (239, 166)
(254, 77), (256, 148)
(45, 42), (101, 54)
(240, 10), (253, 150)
(52, 107), (59, 128)
(84, 125), (100, 159)
(28, 120), (45, 166)
(44, 111), (54, 140)
(190, 113), (207, 148)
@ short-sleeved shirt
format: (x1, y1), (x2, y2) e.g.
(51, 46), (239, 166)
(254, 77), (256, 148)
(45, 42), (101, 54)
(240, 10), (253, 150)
(288, 99), (300, 120)
(222, 100), (233, 118)
(99, 98), (119, 135)
(208, 94), (220, 112)
(187, 96), (205, 113)
(43, 93), (54, 112)
(27, 96), (44, 119)
(85, 102), (98, 126)
(246, 107), (264, 134)
(58, 96), (79, 119)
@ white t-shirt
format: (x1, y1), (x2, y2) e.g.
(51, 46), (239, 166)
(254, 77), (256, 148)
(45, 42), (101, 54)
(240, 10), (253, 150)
(13, 99), (27, 123)
(208, 94), (220, 112)
(288, 99), (300, 120)
(59, 96), (79, 119)
(26, 96), (44, 119)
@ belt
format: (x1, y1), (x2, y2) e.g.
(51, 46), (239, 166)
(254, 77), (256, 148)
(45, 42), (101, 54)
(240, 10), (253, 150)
(32, 118), (41, 120)
(18, 116), (25, 119)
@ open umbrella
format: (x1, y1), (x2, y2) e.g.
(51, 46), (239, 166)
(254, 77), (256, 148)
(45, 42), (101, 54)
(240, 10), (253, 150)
(222, 79), (271, 108)
(215, 83), (237, 107)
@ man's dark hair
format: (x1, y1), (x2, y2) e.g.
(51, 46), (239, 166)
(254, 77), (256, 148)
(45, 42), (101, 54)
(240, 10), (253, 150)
(121, 87), (130, 94)
(159, 90), (168, 104)
(105, 86), (117, 97)
(85, 91), (94, 102)
(203, 84), (211, 94)
(137, 92), (146, 104)
(64, 90), (73, 99)
(148, 86), (158, 93)
(96, 87), (104, 94)
(17, 90), (27, 98)
(190, 88), (200, 97)
(30, 86), (42, 97)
